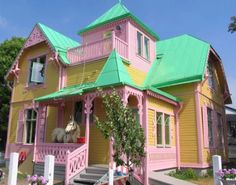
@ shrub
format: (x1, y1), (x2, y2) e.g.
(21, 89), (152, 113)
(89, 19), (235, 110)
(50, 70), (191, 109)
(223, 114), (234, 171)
(169, 168), (198, 180)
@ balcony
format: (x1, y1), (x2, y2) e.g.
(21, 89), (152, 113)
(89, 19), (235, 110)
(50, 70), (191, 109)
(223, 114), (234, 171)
(67, 34), (128, 65)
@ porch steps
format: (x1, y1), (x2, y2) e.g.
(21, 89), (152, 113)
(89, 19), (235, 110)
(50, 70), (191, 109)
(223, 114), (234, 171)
(71, 166), (108, 185)
(33, 163), (65, 180)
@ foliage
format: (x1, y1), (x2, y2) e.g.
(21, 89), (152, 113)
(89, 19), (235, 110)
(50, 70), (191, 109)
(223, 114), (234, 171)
(0, 37), (25, 150)
(169, 168), (198, 180)
(228, 16), (236, 33)
(95, 90), (145, 175)
(27, 174), (48, 185)
(216, 168), (236, 180)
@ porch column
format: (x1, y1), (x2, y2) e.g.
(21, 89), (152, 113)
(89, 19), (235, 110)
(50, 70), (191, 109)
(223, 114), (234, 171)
(137, 95), (143, 127)
(84, 95), (93, 167)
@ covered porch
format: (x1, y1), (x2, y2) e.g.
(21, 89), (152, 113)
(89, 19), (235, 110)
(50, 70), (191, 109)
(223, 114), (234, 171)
(33, 84), (144, 183)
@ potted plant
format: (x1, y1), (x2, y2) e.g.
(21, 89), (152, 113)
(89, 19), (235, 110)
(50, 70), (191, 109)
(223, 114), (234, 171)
(216, 169), (236, 185)
(27, 174), (48, 185)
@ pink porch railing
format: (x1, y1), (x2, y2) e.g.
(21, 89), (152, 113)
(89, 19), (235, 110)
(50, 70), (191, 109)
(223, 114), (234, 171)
(34, 143), (82, 165)
(65, 144), (87, 185)
(67, 36), (128, 65)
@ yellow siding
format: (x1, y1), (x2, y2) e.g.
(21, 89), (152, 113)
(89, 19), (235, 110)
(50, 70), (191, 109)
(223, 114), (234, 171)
(45, 107), (58, 143)
(162, 84), (199, 163)
(66, 59), (106, 86)
(200, 68), (226, 163)
(148, 109), (155, 146)
(148, 97), (174, 114)
(12, 43), (59, 103)
(125, 64), (147, 86)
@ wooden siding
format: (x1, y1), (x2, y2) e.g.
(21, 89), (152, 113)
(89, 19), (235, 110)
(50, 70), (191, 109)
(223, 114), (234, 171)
(12, 43), (59, 103)
(125, 64), (147, 86)
(148, 109), (155, 146)
(200, 67), (226, 163)
(66, 59), (106, 86)
(161, 84), (198, 164)
(45, 107), (58, 143)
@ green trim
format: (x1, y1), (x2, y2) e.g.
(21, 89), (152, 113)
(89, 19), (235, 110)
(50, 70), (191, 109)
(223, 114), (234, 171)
(78, 3), (159, 40)
(37, 23), (80, 65)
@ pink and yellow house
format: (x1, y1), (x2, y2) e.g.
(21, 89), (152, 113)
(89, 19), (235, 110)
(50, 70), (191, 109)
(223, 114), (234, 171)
(5, 2), (231, 185)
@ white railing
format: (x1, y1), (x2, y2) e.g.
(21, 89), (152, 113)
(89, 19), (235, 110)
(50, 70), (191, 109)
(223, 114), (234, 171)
(34, 143), (82, 165)
(65, 144), (87, 185)
(67, 36), (128, 65)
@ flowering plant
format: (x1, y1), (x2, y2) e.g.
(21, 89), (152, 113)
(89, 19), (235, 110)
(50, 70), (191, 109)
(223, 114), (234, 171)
(27, 174), (48, 185)
(216, 169), (236, 180)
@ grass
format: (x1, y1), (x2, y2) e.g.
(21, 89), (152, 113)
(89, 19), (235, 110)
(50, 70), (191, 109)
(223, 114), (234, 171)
(168, 168), (214, 185)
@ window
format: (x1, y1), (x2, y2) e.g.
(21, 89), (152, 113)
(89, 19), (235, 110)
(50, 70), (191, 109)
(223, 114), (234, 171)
(144, 37), (149, 59)
(132, 109), (139, 126)
(217, 113), (223, 146)
(74, 101), (83, 124)
(165, 114), (170, 146)
(25, 109), (37, 144)
(156, 112), (163, 145)
(29, 55), (46, 85)
(207, 61), (215, 89)
(137, 32), (143, 55)
(207, 108), (214, 146)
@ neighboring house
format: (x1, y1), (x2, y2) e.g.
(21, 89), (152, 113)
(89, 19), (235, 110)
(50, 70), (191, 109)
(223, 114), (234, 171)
(4, 2), (231, 185)
(225, 106), (236, 158)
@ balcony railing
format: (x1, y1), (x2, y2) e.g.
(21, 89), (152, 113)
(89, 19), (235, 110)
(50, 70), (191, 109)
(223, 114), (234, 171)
(67, 35), (128, 65)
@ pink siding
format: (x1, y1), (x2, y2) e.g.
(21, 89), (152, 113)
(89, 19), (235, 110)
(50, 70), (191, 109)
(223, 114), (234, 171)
(127, 20), (156, 72)
(82, 20), (127, 44)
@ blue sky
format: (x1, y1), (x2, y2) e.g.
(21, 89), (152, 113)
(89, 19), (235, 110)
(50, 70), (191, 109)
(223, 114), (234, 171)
(0, 0), (236, 107)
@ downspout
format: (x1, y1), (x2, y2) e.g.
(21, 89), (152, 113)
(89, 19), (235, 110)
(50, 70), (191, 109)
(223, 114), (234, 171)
(143, 92), (149, 185)
(175, 102), (183, 170)
(195, 83), (204, 165)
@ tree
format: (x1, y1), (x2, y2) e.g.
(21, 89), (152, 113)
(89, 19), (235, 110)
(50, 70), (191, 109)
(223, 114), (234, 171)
(0, 37), (25, 150)
(95, 90), (145, 184)
(228, 16), (236, 33)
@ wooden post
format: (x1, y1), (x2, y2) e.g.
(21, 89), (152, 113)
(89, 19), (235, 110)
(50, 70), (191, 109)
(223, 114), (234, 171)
(44, 155), (55, 185)
(7, 152), (19, 185)
(212, 155), (222, 185)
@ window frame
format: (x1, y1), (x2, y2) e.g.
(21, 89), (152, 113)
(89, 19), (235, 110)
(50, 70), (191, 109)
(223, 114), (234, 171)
(25, 109), (37, 144)
(27, 54), (47, 87)
(164, 114), (171, 147)
(144, 36), (150, 60)
(137, 31), (143, 56)
(207, 107), (214, 146)
(156, 112), (163, 146)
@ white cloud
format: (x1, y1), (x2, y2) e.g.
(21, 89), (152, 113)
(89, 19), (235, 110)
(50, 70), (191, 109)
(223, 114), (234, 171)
(0, 16), (7, 28)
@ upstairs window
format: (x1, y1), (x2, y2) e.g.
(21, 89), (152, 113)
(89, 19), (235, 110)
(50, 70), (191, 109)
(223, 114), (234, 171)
(144, 37), (150, 59)
(137, 32), (143, 56)
(207, 108), (214, 146)
(207, 61), (215, 89)
(25, 109), (37, 144)
(29, 55), (46, 85)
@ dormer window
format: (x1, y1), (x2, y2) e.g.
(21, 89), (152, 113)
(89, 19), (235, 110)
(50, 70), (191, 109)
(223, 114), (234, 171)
(137, 31), (143, 56)
(29, 55), (46, 85)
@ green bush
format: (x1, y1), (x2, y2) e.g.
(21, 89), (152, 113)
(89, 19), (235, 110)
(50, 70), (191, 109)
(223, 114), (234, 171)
(169, 168), (198, 180)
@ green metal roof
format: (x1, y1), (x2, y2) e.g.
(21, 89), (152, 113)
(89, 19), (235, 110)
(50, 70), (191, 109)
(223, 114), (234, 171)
(144, 34), (210, 88)
(79, 3), (159, 40)
(37, 23), (80, 65)
(95, 49), (134, 86)
(36, 50), (180, 103)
